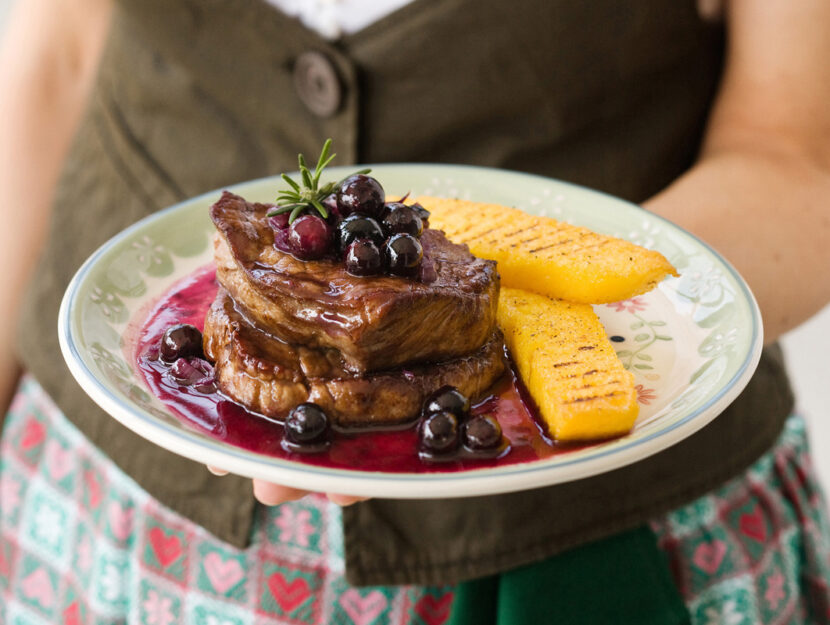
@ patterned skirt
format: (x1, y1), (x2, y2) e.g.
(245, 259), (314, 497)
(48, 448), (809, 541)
(1, 374), (829, 625)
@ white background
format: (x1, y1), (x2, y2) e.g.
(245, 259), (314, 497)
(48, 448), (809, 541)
(1, 0), (827, 491)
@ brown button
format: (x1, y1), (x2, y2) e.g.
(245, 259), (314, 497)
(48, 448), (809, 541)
(293, 51), (343, 118)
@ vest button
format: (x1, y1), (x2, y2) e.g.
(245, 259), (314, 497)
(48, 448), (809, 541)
(293, 51), (342, 118)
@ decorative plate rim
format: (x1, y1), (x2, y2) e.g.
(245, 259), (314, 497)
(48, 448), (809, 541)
(58, 164), (763, 498)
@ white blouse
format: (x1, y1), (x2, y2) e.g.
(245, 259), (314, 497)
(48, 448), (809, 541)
(264, 0), (416, 40)
(265, 0), (724, 40)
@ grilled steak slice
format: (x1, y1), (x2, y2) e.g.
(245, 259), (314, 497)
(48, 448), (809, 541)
(203, 288), (507, 426)
(210, 191), (499, 374)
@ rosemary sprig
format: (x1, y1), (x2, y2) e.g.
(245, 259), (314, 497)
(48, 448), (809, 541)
(267, 139), (371, 223)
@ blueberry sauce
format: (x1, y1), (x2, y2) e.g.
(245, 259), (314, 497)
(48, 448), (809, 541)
(134, 264), (593, 472)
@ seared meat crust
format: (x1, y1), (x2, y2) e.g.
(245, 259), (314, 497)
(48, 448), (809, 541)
(203, 288), (507, 426)
(210, 191), (499, 374)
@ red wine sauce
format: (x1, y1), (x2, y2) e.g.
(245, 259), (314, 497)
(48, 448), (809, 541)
(134, 264), (592, 473)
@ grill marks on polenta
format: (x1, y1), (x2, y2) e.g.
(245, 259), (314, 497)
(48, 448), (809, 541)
(417, 196), (674, 441)
(497, 288), (639, 442)
(421, 196), (677, 304)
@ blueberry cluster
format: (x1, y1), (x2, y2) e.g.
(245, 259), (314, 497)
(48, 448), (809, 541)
(281, 403), (331, 453)
(270, 173), (430, 278)
(418, 386), (505, 460)
(156, 324), (216, 393)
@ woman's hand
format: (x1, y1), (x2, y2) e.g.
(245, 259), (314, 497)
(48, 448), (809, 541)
(207, 466), (369, 506)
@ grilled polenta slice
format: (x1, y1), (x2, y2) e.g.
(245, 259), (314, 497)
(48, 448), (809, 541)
(498, 288), (638, 441)
(420, 197), (677, 304)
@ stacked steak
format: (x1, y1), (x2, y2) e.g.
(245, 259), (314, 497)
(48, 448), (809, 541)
(204, 191), (505, 427)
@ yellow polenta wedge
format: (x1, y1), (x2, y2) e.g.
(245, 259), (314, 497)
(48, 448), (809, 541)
(498, 288), (638, 441)
(420, 196), (677, 304)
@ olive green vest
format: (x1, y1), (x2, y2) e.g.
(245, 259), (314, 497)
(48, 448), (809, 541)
(18, 0), (792, 586)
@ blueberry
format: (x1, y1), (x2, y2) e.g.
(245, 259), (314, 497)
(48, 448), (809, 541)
(268, 213), (290, 230)
(337, 214), (384, 251)
(336, 174), (385, 218)
(168, 357), (216, 393)
(321, 193), (340, 218)
(160, 324), (203, 363)
(288, 215), (332, 260)
(284, 403), (329, 444)
(381, 202), (423, 237)
(423, 385), (470, 418)
(419, 411), (460, 454)
(344, 239), (383, 276)
(383, 233), (423, 277)
(462, 414), (503, 451)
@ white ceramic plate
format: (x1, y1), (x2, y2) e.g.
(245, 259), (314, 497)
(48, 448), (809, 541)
(59, 164), (762, 498)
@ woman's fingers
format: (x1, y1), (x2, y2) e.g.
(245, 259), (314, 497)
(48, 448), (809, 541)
(252, 480), (369, 506)
(252, 479), (309, 506)
(209, 467), (308, 504)
(209, 468), (369, 507)
(326, 493), (370, 506)
(252, 484), (368, 507)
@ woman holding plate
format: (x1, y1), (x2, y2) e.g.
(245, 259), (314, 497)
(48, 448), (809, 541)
(1, 0), (830, 623)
